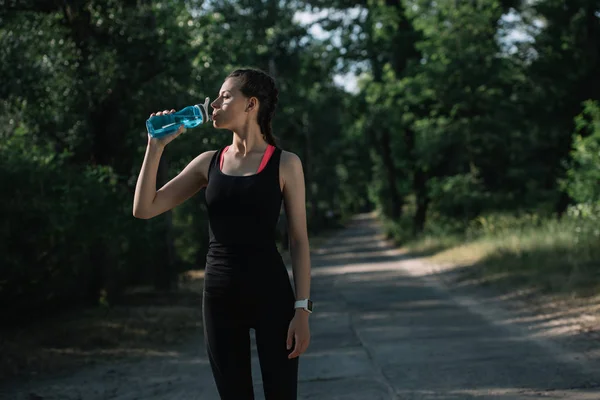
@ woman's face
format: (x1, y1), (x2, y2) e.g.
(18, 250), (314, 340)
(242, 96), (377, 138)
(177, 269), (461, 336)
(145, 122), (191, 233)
(210, 77), (253, 130)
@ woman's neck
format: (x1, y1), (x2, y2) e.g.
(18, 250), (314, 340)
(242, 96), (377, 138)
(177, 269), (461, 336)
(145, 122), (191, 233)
(231, 122), (267, 156)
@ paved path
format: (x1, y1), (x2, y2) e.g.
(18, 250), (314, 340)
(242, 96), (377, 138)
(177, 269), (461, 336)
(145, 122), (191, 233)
(3, 214), (600, 399)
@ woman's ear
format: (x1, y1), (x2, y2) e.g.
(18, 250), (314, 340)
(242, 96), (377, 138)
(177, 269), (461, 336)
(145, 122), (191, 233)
(246, 97), (258, 112)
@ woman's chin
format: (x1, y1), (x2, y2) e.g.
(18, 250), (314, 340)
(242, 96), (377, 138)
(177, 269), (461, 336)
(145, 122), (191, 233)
(212, 121), (230, 131)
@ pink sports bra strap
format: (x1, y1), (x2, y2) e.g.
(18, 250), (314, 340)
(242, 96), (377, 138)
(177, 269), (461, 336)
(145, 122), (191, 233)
(257, 145), (276, 173)
(219, 144), (275, 173)
(219, 145), (230, 171)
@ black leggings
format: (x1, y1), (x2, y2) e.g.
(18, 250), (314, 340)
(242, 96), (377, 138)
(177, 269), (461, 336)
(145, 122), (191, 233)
(202, 290), (299, 399)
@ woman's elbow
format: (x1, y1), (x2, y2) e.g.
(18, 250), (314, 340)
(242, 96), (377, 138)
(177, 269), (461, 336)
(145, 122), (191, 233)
(133, 207), (153, 219)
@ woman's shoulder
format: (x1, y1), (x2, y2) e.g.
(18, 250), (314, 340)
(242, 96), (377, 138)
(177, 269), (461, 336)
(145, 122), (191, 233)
(186, 149), (219, 175)
(279, 149), (302, 166)
(202, 149), (220, 158)
(279, 149), (304, 177)
(192, 149), (219, 164)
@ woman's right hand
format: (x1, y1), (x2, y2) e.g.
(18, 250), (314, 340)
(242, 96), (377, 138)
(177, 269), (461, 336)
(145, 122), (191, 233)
(147, 109), (186, 148)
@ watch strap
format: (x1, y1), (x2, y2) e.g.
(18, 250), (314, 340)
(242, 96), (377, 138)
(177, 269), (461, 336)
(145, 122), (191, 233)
(294, 299), (313, 313)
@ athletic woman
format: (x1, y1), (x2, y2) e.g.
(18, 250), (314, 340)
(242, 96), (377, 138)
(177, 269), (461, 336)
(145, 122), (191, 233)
(133, 68), (312, 399)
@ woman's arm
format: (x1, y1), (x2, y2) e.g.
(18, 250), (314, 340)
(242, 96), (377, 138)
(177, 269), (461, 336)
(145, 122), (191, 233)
(133, 140), (215, 219)
(281, 151), (311, 304)
(282, 150), (312, 359)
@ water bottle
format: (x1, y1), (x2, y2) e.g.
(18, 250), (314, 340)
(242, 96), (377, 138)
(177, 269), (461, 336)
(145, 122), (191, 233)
(146, 97), (212, 139)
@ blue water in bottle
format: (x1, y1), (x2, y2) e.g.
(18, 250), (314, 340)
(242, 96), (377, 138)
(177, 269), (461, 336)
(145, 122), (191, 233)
(146, 97), (212, 138)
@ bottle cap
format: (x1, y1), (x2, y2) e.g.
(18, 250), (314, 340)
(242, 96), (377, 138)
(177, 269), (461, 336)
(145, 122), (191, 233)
(195, 97), (211, 123)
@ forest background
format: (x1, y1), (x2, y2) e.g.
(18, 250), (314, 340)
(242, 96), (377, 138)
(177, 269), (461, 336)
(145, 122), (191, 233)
(1, 0), (599, 366)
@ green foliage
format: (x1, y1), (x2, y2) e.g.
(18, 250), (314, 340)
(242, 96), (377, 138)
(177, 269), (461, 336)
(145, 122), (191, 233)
(427, 170), (489, 220)
(315, 0), (599, 240)
(561, 100), (600, 205)
(0, 142), (158, 318)
(566, 202), (600, 220)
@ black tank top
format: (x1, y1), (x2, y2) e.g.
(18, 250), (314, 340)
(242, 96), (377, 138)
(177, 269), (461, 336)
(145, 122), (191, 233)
(204, 145), (295, 304)
(205, 145), (282, 249)
(204, 146), (284, 278)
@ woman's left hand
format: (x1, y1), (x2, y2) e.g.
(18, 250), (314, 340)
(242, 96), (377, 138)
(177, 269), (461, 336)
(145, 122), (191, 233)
(287, 310), (311, 359)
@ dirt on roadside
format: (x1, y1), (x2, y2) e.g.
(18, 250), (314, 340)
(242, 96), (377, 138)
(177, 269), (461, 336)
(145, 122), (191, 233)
(0, 271), (206, 384)
(392, 244), (600, 366)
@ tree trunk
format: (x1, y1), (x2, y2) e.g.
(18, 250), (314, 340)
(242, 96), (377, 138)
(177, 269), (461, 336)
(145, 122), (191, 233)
(380, 130), (402, 219)
(384, 0), (429, 229)
(413, 167), (429, 234)
(302, 111), (316, 227)
(403, 125), (429, 234)
(365, 8), (403, 220)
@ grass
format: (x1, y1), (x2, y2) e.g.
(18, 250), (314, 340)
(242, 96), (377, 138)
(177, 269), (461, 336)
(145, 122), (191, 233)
(388, 211), (600, 297)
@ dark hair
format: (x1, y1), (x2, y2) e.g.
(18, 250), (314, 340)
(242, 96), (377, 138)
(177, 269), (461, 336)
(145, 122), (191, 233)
(227, 68), (278, 146)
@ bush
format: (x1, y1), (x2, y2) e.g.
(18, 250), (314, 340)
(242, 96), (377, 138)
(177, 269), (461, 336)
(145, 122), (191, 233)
(0, 146), (161, 321)
(561, 100), (600, 205)
(427, 170), (490, 220)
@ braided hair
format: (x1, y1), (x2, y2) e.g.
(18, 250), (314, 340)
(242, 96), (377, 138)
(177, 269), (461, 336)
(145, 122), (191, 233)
(227, 68), (279, 146)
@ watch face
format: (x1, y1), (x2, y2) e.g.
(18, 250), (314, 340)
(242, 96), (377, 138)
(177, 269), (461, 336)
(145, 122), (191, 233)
(307, 299), (313, 312)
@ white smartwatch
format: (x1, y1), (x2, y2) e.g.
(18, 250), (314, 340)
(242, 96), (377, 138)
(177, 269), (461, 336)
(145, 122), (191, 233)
(294, 299), (313, 313)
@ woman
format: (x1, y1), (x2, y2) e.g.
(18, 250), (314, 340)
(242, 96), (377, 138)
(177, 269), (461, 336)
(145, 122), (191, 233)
(133, 68), (312, 399)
